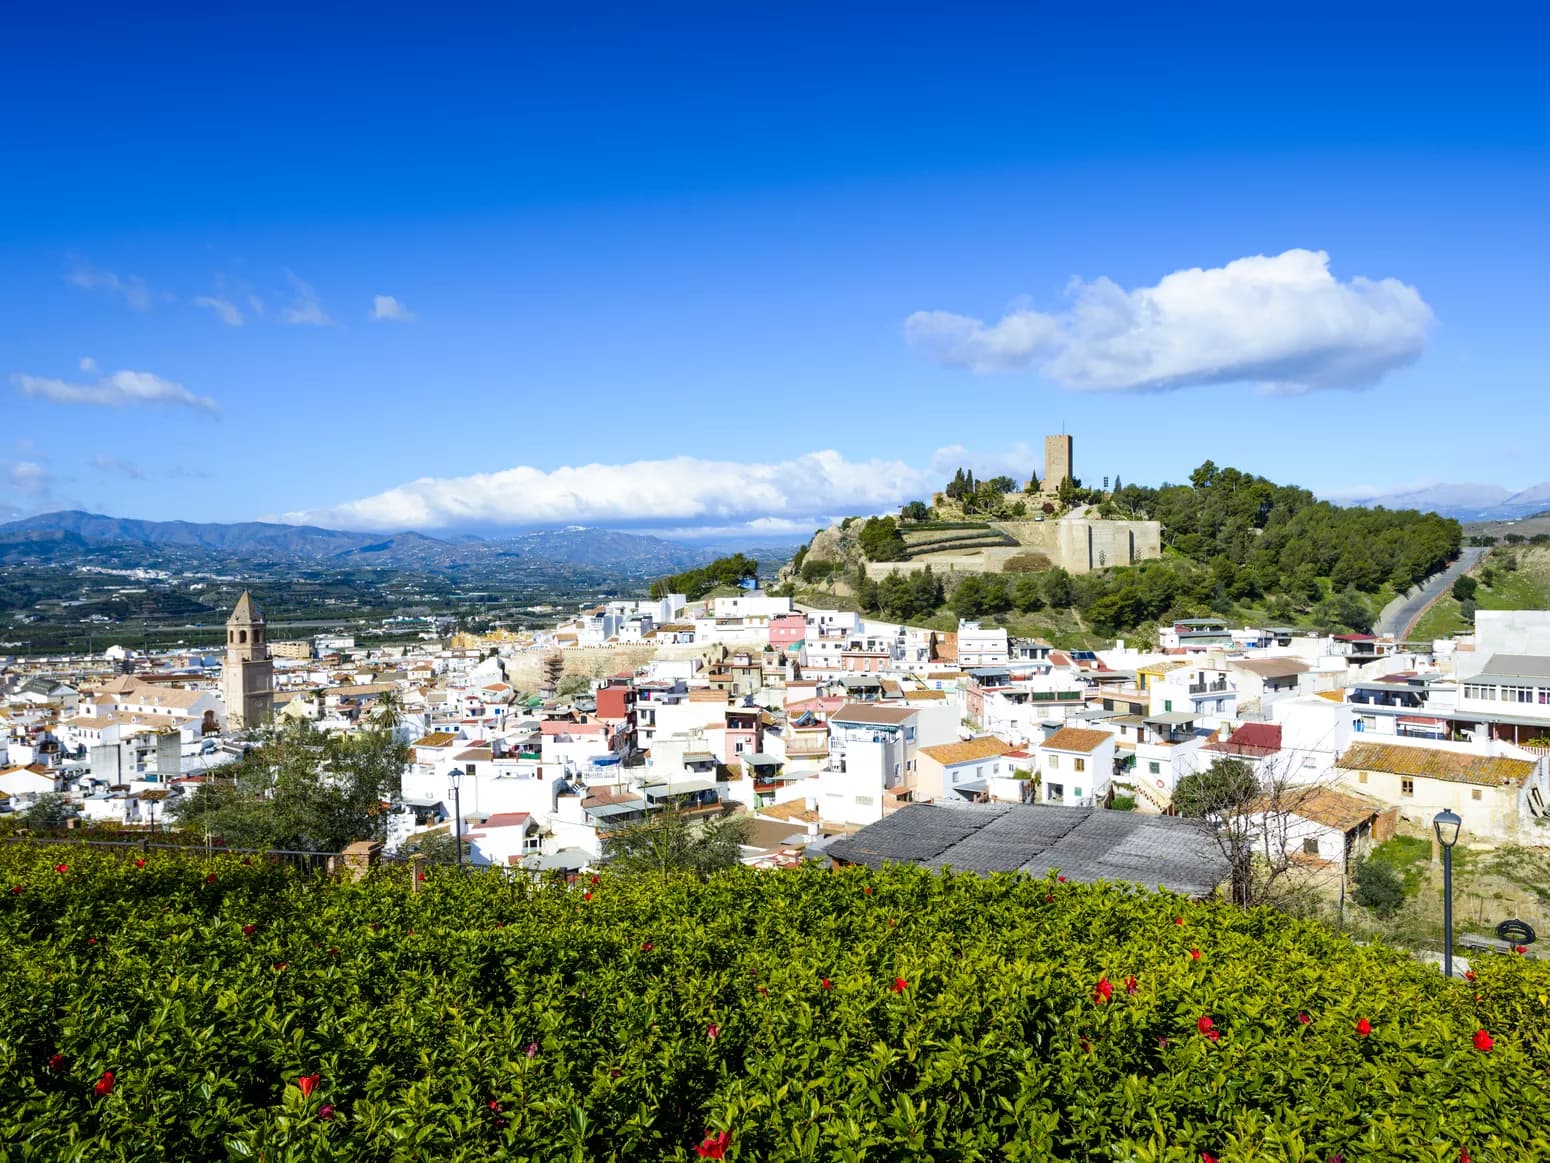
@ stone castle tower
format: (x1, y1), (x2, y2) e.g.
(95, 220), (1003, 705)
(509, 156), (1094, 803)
(1044, 434), (1073, 490)
(222, 591), (274, 731)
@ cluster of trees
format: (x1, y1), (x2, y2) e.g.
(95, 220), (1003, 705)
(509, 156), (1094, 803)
(168, 715), (409, 852)
(943, 468), (1035, 516)
(649, 553), (759, 600)
(856, 516), (907, 562)
(1133, 461), (1461, 599)
(855, 566), (945, 621)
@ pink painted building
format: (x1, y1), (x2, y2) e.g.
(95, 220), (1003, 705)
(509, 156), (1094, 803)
(769, 613), (807, 652)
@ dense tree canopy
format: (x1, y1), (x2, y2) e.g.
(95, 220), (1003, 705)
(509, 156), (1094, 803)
(650, 554), (760, 600)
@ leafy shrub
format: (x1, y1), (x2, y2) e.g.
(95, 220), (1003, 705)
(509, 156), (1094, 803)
(1354, 857), (1407, 917)
(3, 847), (1548, 1161)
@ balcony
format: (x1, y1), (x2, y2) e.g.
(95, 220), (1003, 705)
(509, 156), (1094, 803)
(1189, 680), (1229, 695)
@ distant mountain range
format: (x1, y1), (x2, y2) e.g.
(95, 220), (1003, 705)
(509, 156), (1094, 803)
(0, 510), (787, 575)
(1332, 482), (1550, 523)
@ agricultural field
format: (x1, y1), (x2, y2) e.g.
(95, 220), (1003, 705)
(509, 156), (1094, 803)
(4, 846), (1548, 1161)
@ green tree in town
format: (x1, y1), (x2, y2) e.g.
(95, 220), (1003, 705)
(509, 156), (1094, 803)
(1352, 858), (1406, 918)
(603, 803), (752, 882)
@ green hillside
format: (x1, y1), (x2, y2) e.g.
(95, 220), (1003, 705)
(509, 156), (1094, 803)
(786, 462), (1463, 645)
(3, 846), (1545, 1161)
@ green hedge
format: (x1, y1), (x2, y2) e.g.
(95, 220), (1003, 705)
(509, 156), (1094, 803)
(2, 845), (1546, 1161)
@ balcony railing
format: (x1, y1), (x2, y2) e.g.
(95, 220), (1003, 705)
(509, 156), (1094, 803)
(1189, 681), (1229, 695)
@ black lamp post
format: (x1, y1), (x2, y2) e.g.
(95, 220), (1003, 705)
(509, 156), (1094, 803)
(447, 767), (464, 869)
(1433, 808), (1462, 977)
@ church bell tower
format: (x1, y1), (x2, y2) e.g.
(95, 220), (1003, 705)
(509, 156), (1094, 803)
(223, 591), (274, 730)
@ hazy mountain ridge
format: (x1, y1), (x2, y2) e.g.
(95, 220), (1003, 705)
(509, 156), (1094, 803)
(0, 511), (734, 574)
(1336, 482), (1550, 521)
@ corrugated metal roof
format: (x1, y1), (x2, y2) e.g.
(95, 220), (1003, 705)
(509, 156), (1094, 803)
(826, 803), (1228, 896)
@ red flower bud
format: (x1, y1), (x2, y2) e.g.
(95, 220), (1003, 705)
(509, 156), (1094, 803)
(890, 976), (908, 993)
(1515, 944), (1528, 955)
(242, 924), (256, 937)
(1197, 1015), (1215, 1035)
(297, 1073), (320, 1098)
(8, 885), (20, 895)
(1058, 875), (1067, 883)
(1045, 894), (1055, 903)
(1298, 1012), (1311, 1025)
(1124, 975), (1138, 996)
(1472, 1029), (1494, 1052)
(48, 1053), (65, 1071)
(54, 864), (68, 874)
(821, 978), (833, 990)
(273, 960), (288, 971)
(1355, 1018), (1372, 1037)
(94, 1070), (116, 1095)
(319, 1103), (335, 1121)
(641, 942), (653, 952)
(1190, 948), (1201, 961)
(863, 886), (872, 895)
(1174, 916), (1184, 925)
(707, 1023), (719, 1039)
(591, 874), (599, 884)
(134, 859), (146, 868)
(583, 892), (592, 901)
(1465, 970), (1477, 982)
(205, 873), (217, 885)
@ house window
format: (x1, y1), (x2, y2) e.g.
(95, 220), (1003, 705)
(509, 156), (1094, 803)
(1073, 787), (1082, 799)
(465, 764), (477, 775)
(1074, 758), (1086, 773)
(1164, 700), (1173, 712)
(1401, 778), (1414, 796)
(1303, 837), (1320, 856)
(1471, 788), (1482, 800)
(1148, 761), (1160, 775)
(1048, 755), (1059, 769)
(855, 795), (874, 807)
(1046, 782), (1064, 803)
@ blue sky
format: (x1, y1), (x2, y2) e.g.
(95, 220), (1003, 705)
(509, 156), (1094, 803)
(3, 2), (1547, 538)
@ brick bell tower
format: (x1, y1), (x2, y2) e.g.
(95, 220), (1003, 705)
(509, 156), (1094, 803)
(222, 591), (274, 730)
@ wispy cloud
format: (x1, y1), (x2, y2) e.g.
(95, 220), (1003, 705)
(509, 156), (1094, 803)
(12, 368), (219, 414)
(905, 249), (1434, 393)
(280, 270), (332, 326)
(5, 460), (54, 498)
(194, 295), (245, 326)
(65, 260), (156, 310)
(90, 455), (146, 480)
(371, 294), (415, 322)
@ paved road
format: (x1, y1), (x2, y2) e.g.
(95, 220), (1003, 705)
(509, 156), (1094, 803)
(1375, 547), (1487, 638)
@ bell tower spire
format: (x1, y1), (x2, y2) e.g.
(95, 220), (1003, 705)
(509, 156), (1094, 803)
(223, 591), (273, 730)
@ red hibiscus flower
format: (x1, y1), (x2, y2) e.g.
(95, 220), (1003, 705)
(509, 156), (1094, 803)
(821, 978), (833, 990)
(297, 1073), (320, 1098)
(1197, 1015), (1215, 1036)
(1202, 1154), (1218, 1163)
(318, 1102), (335, 1121)
(583, 891), (592, 901)
(94, 1070), (115, 1096)
(242, 857), (252, 866)
(1046, 894), (1055, 903)
(707, 1022), (720, 1039)
(1174, 916), (1184, 925)
(1355, 1018), (1372, 1037)
(205, 873), (217, 885)
(1465, 970), (1477, 982)
(242, 924), (256, 937)
(1298, 1012), (1311, 1025)
(48, 1053), (65, 1071)
(591, 874), (600, 884)
(641, 942), (653, 952)
(1473, 1029), (1494, 1052)
(1190, 948), (1201, 961)
(489, 1100), (501, 1112)
(1124, 975), (1138, 996)
(694, 1130), (731, 1159)
(54, 863), (68, 874)
(1093, 976), (1113, 1004)
(8, 885), (20, 895)
(134, 859), (146, 869)
(1157, 1036), (1170, 1048)
(1057, 875), (1067, 883)
(525, 1042), (538, 1058)
(1515, 944), (1528, 955)
(1461, 1150), (1472, 1163)
(890, 976), (908, 993)
(863, 886), (872, 895)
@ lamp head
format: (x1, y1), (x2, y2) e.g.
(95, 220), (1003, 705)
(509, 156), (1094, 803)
(447, 767), (464, 791)
(1433, 808), (1462, 849)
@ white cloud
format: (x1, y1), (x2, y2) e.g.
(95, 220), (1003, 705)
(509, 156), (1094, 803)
(5, 460), (54, 498)
(247, 293), (265, 316)
(65, 261), (155, 310)
(195, 295), (245, 326)
(905, 249), (1434, 393)
(12, 368), (219, 414)
(79, 356), (98, 373)
(279, 451), (936, 532)
(280, 271), (332, 326)
(371, 294), (415, 322)
(928, 441), (1041, 481)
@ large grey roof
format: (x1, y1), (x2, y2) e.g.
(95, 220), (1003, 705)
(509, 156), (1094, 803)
(826, 802), (1229, 897)
(1467, 654), (1550, 684)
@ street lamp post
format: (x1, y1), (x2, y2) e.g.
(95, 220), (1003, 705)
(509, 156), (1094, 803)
(1433, 809), (1462, 977)
(447, 767), (464, 869)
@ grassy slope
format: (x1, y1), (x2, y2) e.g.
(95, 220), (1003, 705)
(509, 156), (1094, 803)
(1410, 547), (1550, 641)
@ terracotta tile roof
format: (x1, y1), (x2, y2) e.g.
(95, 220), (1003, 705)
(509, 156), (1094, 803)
(1250, 786), (1382, 832)
(903, 690), (948, 701)
(1040, 727), (1113, 754)
(830, 703), (918, 726)
(919, 737), (1015, 766)
(1205, 723), (1283, 758)
(481, 812), (532, 829)
(1336, 742), (1536, 788)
